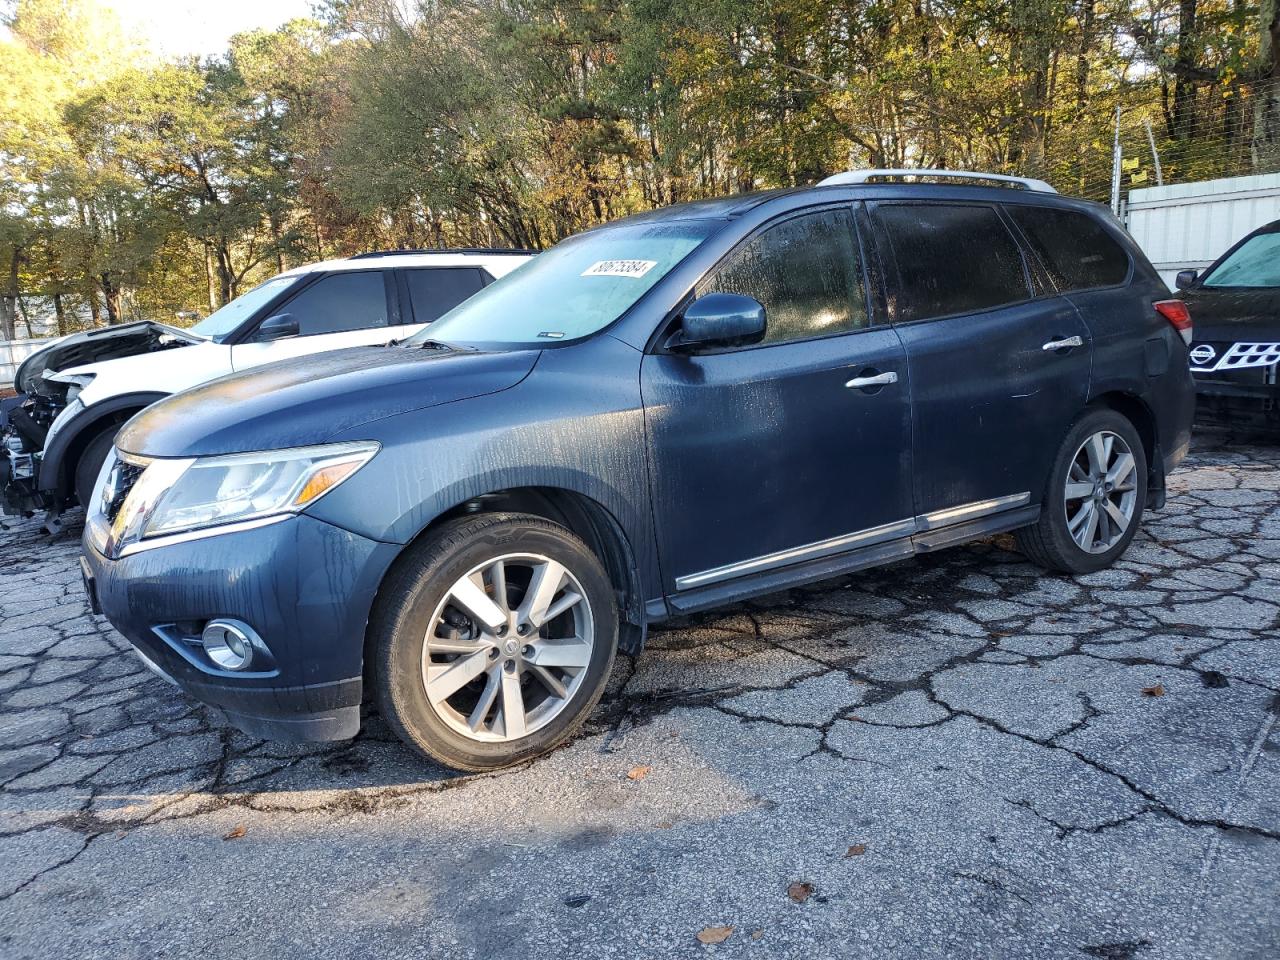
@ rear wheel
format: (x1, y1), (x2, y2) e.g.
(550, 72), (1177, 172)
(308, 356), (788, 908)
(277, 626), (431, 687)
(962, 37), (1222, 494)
(1016, 408), (1147, 574)
(74, 428), (116, 510)
(372, 513), (617, 771)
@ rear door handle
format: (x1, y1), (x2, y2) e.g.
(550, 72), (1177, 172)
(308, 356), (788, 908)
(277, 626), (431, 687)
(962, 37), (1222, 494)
(845, 371), (899, 389)
(1042, 335), (1084, 351)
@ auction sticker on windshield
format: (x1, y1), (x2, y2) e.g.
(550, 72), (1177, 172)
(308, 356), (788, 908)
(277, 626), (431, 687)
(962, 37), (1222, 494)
(581, 259), (657, 278)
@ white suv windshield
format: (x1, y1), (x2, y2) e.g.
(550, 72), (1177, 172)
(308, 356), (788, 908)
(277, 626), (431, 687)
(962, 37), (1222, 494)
(406, 220), (718, 348)
(189, 275), (302, 338)
(1202, 230), (1280, 288)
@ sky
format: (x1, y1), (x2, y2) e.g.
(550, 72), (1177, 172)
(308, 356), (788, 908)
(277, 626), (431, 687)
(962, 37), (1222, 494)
(107, 0), (318, 58)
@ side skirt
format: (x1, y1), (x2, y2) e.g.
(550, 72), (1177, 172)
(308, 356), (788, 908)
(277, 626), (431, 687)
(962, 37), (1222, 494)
(664, 502), (1040, 617)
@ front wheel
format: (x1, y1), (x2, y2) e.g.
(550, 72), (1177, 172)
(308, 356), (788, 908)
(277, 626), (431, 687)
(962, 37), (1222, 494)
(1016, 409), (1148, 574)
(74, 428), (117, 510)
(372, 513), (617, 771)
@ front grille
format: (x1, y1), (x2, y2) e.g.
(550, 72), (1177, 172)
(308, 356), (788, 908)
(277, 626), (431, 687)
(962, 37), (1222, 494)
(1190, 341), (1280, 373)
(102, 457), (145, 524)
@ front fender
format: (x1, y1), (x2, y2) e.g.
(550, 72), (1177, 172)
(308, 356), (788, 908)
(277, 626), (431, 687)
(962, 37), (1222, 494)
(39, 392), (169, 494)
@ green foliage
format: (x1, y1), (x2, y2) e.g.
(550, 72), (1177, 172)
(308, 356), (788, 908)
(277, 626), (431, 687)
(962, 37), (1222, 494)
(1, 0), (1277, 334)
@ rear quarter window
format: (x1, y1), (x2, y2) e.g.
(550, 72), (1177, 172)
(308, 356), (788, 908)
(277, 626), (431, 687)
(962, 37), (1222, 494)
(1007, 205), (1130, 291)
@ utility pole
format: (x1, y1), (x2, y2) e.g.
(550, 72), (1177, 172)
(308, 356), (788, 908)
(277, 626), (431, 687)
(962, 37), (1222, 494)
(1110, 105), (1123, 216)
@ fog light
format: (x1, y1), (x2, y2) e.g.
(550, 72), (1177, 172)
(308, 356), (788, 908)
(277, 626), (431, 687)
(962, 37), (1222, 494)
(201, 619), (259, 671)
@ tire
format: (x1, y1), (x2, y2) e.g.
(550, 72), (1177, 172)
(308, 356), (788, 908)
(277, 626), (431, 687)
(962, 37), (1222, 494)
(74, 428), (117, 510)
(1016, 408), (1148, 575)
(371, 512), (618, 771)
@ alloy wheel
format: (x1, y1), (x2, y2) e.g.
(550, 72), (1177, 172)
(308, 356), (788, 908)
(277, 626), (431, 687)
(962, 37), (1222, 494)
(421, 553), (595, 742)
(1063, 430), (1138, 554)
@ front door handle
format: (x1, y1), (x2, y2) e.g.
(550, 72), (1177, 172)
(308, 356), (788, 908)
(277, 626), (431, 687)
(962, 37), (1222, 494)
(1042, 335), (1084, 352)
(845, 371), (899, 389)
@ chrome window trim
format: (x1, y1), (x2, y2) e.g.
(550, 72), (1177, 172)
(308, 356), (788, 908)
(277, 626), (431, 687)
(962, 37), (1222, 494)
(674, 492), (1031, 591)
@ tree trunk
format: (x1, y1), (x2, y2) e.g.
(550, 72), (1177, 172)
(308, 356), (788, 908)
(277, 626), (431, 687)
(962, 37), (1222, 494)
(1252, 0), (1280, 168)
(0, 248), (19, 341)
(100, 273), (122, 325)
(54, 293), (67, 337)
(204, 243), (217, 312)
(1170, 0), (1200, 142)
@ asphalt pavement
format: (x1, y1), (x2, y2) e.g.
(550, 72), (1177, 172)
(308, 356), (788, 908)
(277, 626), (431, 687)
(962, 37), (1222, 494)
(1, 435), (1278, 959)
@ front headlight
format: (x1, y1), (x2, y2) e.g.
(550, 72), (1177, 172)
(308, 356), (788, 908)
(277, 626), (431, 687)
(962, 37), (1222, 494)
(110, 442), (378, 552)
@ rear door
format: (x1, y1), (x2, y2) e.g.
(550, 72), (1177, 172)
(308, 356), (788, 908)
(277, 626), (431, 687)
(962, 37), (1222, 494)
(871, 201), (1092, 522)
(230, 269), (397, 371)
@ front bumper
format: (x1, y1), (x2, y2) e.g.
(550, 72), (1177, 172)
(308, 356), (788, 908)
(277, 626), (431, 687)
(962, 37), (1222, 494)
(81, 513), (401, 742)
(1193, 368), (1280, 429)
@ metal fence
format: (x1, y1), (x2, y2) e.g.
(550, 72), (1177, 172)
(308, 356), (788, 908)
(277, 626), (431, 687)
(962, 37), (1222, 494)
(0, 338), (54, 390)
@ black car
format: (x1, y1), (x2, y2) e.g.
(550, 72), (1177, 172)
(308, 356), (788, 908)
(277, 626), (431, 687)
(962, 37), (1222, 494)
(1177, 219), (1280, 429)
(81, 169), (1196, 771)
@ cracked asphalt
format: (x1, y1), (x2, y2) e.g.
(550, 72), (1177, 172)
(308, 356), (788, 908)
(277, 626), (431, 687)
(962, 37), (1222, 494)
(1, 435), (1278, 960)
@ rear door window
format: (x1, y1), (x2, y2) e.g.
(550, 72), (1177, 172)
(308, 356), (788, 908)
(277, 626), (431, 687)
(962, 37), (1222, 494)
(873, 203), (1031, 322)
(1007, 205), (1130, 290)
(275, 271), (390, 336)
(403, 268), (488, 323)
(696, 207), (869, 345)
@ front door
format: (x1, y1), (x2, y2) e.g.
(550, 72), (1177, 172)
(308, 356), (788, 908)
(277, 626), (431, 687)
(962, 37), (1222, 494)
(641, 206), (915, 599)
(871, 201), (1093, 519)
(231, 269), (400, 371)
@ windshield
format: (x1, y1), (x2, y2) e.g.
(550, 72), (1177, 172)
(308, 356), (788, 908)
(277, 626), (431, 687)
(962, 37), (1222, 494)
(406, 220), (719, 348)
(189, 275), (303, 338)
(1202, 230), (1280, 288)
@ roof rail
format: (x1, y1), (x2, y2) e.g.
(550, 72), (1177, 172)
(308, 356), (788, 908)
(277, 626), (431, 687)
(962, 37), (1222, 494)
(349, 247), (539, 259)
(818, 169), (1057, 194)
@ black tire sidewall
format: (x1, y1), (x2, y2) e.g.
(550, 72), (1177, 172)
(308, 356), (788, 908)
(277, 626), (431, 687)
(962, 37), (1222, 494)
(376, 516), (617, 770)
(75, 428), (117, 509)
(1044, 409), (1148, 573)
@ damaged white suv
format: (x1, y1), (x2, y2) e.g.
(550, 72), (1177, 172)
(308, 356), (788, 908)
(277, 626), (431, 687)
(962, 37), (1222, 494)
(0, 249), (532, 528)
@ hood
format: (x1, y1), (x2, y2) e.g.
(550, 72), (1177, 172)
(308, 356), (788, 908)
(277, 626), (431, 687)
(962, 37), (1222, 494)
(1180, 285), (1280, 342)
(116, 345), (541, 458)
(16, 321), (204, 396)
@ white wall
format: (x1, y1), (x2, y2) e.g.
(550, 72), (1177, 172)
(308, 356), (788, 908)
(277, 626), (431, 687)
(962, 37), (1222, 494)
(1125, 173), (1280, 288)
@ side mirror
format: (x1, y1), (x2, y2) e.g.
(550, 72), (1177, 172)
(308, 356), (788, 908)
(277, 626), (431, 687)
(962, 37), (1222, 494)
(675, 293), (766, 351)
(257, 313), (299, 340)
(1175, 269), (1198, 291)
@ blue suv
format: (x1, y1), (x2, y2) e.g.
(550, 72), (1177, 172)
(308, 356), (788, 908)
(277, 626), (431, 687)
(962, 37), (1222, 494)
(80, 170), (1195, 770)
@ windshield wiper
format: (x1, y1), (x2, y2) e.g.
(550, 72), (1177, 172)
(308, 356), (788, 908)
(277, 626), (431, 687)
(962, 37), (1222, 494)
(416, 338), (475, 352)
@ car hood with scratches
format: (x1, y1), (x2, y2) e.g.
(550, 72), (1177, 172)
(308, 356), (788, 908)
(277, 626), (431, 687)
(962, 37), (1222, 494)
(115, 345), (541, 458)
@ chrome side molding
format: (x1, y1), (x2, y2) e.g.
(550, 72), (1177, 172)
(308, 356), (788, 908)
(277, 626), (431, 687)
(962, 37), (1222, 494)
(674, 518), (917, 590)
(917, 491), (1031, 530)
(675, 491), (1031, 591)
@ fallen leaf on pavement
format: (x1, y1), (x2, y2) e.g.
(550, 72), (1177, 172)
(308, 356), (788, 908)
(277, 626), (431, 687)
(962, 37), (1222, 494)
(696, 926), (733, 945)
(787, 881), (814, 903)
(627, 765), (652, 781)
(750, 930), (764, 940)
(845, 843), (867, 857)
(1141, 684), (1165, 697)
(223, 825), (247, 840)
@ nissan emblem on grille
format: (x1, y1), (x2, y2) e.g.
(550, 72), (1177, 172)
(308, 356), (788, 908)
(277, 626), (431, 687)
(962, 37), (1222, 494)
(1190, 344), (1216, 365)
